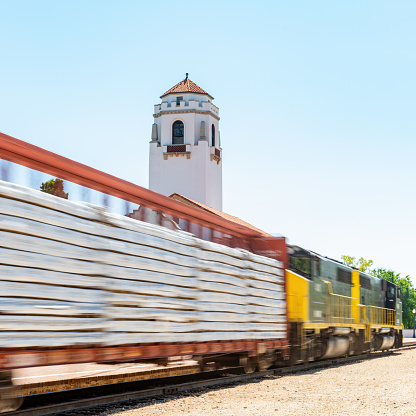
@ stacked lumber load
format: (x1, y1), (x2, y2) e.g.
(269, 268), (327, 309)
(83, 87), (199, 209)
(0, 182), (108, 348)
(0, 181), (286, 349)
(195, 240), (285, 341)
(100, 211), (200, 345)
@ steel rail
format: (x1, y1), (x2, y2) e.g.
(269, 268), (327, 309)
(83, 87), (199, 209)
(0, 132), (262, 239)
(8, 343), (416, 416)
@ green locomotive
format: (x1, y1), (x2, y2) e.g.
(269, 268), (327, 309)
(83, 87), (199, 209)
(287, 246), (403, 363)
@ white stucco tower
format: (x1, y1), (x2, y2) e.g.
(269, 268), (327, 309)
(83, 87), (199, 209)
(149, 74), (223, 210)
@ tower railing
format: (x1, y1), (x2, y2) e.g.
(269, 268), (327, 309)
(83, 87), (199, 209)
(166, 144), (187, 153)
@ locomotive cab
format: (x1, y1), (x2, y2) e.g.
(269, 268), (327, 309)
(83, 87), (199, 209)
(385, 282), (397, 309)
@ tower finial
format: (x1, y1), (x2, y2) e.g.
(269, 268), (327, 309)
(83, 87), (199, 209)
(185, 73), (188, 79)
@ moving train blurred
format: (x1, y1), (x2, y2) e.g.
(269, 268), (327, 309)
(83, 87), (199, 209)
(0, 132), (403, 412)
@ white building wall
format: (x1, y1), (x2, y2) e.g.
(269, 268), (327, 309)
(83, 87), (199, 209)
(149, 91), (222, 210)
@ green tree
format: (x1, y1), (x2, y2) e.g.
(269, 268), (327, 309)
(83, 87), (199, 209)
(40, 178), (68, 199)
(341, 255), (373, 272)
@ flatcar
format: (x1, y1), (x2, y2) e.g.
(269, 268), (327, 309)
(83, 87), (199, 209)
(0, 179), (404, 413)
(0, 180), (287, 412)
(286, 245), (403, 364)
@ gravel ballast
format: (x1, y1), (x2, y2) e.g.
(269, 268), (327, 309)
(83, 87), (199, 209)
(88, 348), (416, 416)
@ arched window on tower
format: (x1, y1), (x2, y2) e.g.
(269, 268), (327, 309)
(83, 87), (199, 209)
(211, 124), (215, 147)
(172, 120), (184, 144)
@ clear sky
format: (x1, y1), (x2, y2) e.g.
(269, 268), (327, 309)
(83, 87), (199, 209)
(1, 1), (415, 281)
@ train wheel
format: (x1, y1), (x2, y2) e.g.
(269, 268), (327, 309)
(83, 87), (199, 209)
(195, 357), (216, 372)
(348, 333), (356, 356)
(257, 358), (270, 371)
(0, 372), (24, 413)
(0, 397), (24, 414)
(257, 353), (275, 371)
(240, 356), (256, 373)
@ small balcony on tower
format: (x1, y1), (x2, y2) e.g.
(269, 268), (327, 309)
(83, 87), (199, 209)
(163, 144), (191, 160)
(210, 147), (221, 164)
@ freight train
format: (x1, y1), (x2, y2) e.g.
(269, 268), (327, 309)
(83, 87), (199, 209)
(0, 179), (403, 412)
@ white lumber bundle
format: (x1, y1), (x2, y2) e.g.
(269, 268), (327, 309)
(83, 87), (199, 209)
(108, 293), (197, 310)
(249, 314), (286, 323)
(0, 180), (287, 349)
(247, 296), (286, 308)
(104, 278), (198, 299)
(246, 251), (283, 272)
(196, 270), (247, 287)
(197, 312), (250, 323)
(0, 230), (101, 262)
(103, 266), (195, 287)
(1, 281), (105, 304)
(105, 332), (206, 344)
(107, 307), (198, 322)
(0, 316), (106, 331)
(195, 291), (247, 305)
(0, 265), (103, 289)
(248, 287), (285, 300)
(246, 304), (286, 315)
(196, 280), (248, 297)
(0, 298), (104, 317)
(193, 301), (248, 314)
(0, 333), (106, 348)
(246, 278), (284, 291)
(198, 260), (249, 278)
(0, 213), (102, 249)
(0, 247), (105, 276)
(102, 252), (195, 276)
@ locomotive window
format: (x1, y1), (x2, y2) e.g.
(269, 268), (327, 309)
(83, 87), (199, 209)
(315, 258), (321, 276)
(387, 286), (395, 298)
(359, 274), (372, 290)
(337, 268), (352, 284)
(290, 256), (311, 278)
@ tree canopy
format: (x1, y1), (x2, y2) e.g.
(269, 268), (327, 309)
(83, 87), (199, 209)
(40, 178), (68, 199)
(341, 255), (373, 272)
(342, 255), (415, 329)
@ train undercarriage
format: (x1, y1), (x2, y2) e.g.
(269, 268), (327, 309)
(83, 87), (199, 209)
(289, 324), (403, 365)
(0, 329), (404, 413)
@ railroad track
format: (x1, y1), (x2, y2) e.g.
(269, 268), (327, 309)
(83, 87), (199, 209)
(6, 343), (416, 416)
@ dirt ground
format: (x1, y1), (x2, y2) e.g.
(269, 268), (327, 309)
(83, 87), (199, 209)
(95, 348), (416, 416)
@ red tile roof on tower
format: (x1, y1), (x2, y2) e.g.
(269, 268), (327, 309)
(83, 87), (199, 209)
(161, 74), (213, 99)
(169, 193), (271, 237)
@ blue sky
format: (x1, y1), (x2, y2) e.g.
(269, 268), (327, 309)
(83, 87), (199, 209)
(1, 1), (415, 281)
